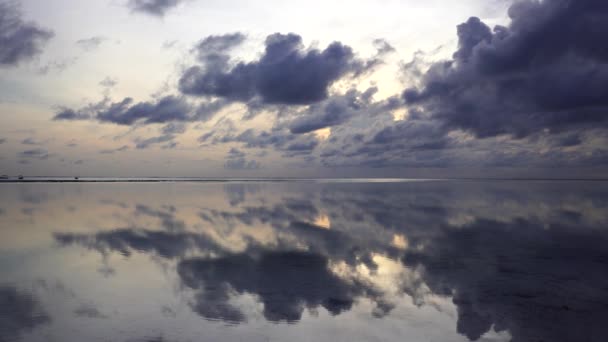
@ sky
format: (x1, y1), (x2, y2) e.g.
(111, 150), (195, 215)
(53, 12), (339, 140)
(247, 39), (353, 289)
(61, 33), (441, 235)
(0, 0), (607, 178)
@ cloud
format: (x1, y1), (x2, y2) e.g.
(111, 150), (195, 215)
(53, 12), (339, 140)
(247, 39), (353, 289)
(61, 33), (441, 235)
(403, 0), (608, 139)
(99, 77), (118, 89)
(0, 285), (50, 341)
(135, 122), (186, 149)
(55, 228), (223, 259)
(75, 36), (107, 51)
(37, 58), (77, 75)
(287, 87), (399, 134)
(224, 148), (260, 170)
(135, 134), (174, 149)
(0, 138), (6, 144)
(18, 148), (49, 160)
(134, 204), (186, 230)
(203, 127), (322, 158)
(403, 216), (608, 342)
(0, 1), (54, 67)
(99, 145), (129, 154)
(54, 96), (193, 125)
(128, 0), (185, 17)
(48, 180), (608, 334)
(178, 251), (380, 323)
(74, 304), (107, 319)
(179, 33), (378, 105)
(21, 137), (44, 145)
(224, 157), (260, 170)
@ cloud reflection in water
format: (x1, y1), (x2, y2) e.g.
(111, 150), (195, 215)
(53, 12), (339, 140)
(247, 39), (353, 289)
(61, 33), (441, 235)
(1, 181), (608, 341)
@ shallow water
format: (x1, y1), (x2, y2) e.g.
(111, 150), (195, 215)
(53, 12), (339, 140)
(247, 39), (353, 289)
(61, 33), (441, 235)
(1, 180), (607, 342)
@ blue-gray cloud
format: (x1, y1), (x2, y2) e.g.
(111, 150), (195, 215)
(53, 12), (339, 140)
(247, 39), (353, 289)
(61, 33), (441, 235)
(53, 93), (229, 126)
(18, 148), (49, 160)
(224, 148), (260, 170)
(75, 36), (107, 51)
(0, 1), (53, 67)
(128, 0), (184, 17)
(0, 285), (50, 341)
(179, 33), (379, 105)
(21, 137), (44, 145)
(54, 96), (193, 125)
(135, 122), (186, 149)
(99, 145), (129, 154)
(403, 0), (608, 139)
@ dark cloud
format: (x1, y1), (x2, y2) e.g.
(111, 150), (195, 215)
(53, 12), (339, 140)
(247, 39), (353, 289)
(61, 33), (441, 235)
(403, 216), (608, 342)
(74, 304), (107, 319)
(135, 122), (186, 149)
(54, 96), (193, 125)
(193, 33), (246, 58)
(99, 145), (129, 154)
(134, 204), (185, 230)
(135, 134), (174, 149)
(403, 0), (608, 139)
(0, 285), (50, 341)
(179, 33), (376, 105)
(0, 138), (6, 144)
(75, 36), (106, 51)
(55, 95), (226, 126)
(55, 228), (222, 259)
(202, 126), (321, 158)
(0, 1), (53, 67)
(178, 251), (380, 323)
(287, 87), (399, 134)
(18, 148), (49, 160)
(96, 96), (191, 125)
(372, 38), (395, 55)
(128, 0), (185, 17)
(48, 180), (608, 335)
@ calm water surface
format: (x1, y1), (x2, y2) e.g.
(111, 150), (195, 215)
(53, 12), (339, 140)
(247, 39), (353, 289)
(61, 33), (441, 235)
(1, 180), (607, 342)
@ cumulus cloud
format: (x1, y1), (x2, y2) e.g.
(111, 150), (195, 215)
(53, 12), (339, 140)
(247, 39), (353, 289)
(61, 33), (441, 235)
(179, 32), (381, 105)
(49, 1), (608, 171)
(311, 0), (608, 169)
(0, 1), (53, 67)
(403, 0), (608, 139)
(178, 251), (379, 323)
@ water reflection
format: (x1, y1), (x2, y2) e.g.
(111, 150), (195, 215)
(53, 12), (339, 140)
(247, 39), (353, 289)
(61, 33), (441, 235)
(1, 181), (608, 341)
(0, 286), (50, 341)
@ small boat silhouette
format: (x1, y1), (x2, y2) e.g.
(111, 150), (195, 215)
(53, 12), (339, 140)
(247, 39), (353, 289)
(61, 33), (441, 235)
(18, 175), (24, 180)
(74, 176), (79, 180)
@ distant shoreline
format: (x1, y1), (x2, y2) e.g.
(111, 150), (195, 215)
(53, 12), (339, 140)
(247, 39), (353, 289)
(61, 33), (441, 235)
(1, 178), (607, 183)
